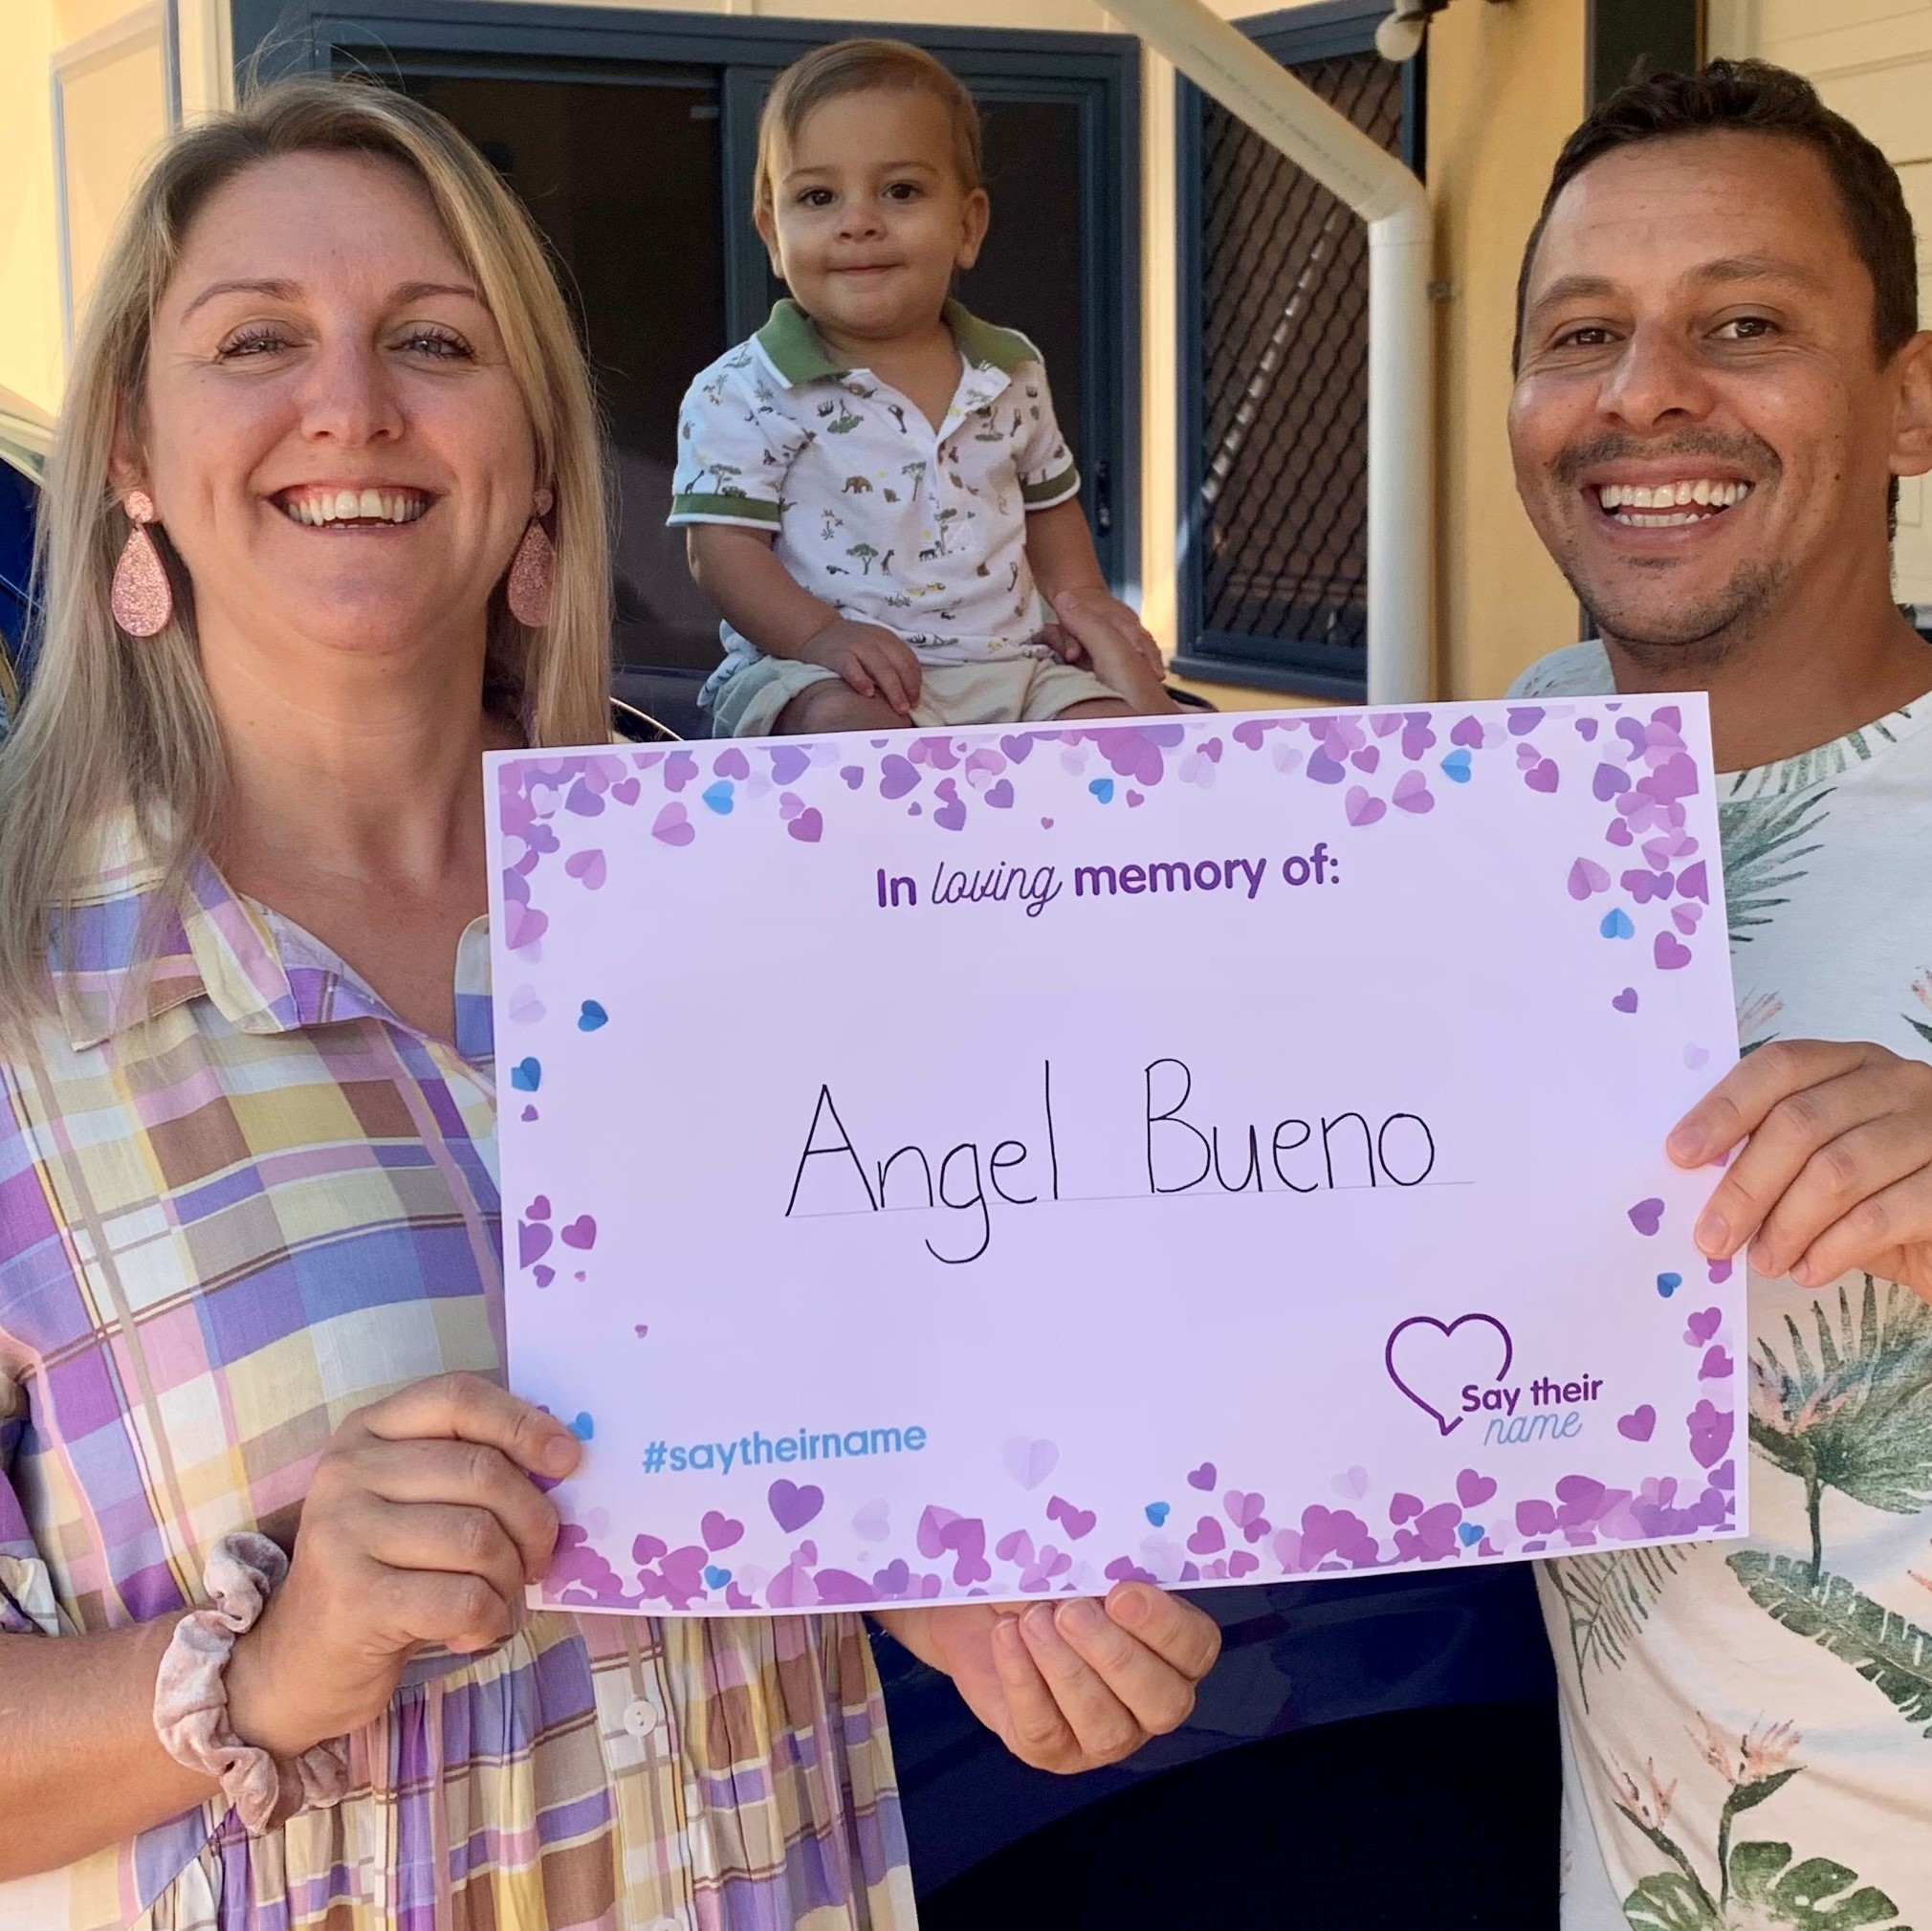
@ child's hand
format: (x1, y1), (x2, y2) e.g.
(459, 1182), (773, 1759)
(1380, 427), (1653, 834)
(799, 619), (923, 717)
(1043, 591), (1168, 696)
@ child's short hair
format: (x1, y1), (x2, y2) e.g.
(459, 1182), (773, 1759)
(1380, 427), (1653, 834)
(754, 39), (983, 218)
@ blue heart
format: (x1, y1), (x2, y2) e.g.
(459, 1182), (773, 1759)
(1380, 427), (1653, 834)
(1088, 779), (1114, 803)
(511, 1057), (541, 1092)
(568, 1411), (594, 1440)
(1144, 1501), (1170, 1527)
(1439, 747), (1473, 783)
(703, 1565), (733, 1590)
(578, 1000), (607, 1032)
(701, 780), (735, 816)
(1657, 1271), (1682, 1298)
(1457, 1522), (1483, 1547)
(1599, 908), (1635, 940)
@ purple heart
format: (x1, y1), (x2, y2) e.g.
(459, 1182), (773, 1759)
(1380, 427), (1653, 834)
(528, 1194), (552, 1221)
(1186, 1515), (1225, 1555)
(788, 807), (823, 844)
(610, 776), (640, 807)
(1307, 750), (1347, 785)
(518, 1220), (553, 1268)
(1045, 1496), (1097, 1540)
(1575, 717), (1599, 740)
(1390, 1492), (1423, 1523)
(1385, 1313), (1513, 1437)
(652, 803), (694, 847)
(1628, 1197), (1665, 1236)
(840, 765), (864, 790)
(1592, 762), (1631, 801)
(1345, 785), (1386, 827)
(1686, 1306), (1723, 1345)
(560, 1215), (597, 1250)
(1617, 1405), (1657, 1442)
(1221, 1488), (1265, 1527)
(1451, 715), (1485, 749)
(1456, 1469), (1498, 1507)
(1392, 770), (1433, 814)
(768, 1479), (823, 1532)
(1524, 757), (1559, 794)
(769, 746), (811, 784)
(501, 901), (548, 952)
(564, 848), (607, 890)
(1678, 861), (1709, 904)
(701, 1510), (744, 1551)
(1568, 858), (1611, 900)
(984, 779), (1015, 809)
(935, 794), (967, 831)
(1612, 986), (1639, 1014)
(1655, 931), (1692, 970)
(1004, 1437), (1060, 1490)
(1701, 1345), (1734, 1380)
(533, 1263), (555, 1288)
(880, 756), (920, 801)
(1186, 1461), (1218, 1491)
(999, 734), (1035, 762)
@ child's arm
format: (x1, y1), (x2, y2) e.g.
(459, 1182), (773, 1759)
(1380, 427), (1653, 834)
(1024, 501), (1172, 709)
(686, 525), (922, 717)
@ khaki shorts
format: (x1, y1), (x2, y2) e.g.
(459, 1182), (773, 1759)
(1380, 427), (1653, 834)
(707, 652), (1125, 737)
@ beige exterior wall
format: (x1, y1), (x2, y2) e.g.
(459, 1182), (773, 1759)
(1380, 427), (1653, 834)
(1708, 0), (1932, 609)
(1427, 0), (1585, 701)
(0, 0), (1592, 703)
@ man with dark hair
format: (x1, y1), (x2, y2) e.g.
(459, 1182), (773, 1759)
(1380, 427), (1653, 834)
(1507, 58), (1932, 1925)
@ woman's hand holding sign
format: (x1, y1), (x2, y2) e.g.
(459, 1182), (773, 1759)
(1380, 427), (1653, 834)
(1671, 1039), (1932, 1296)
(877, 1585), (1220, 1773)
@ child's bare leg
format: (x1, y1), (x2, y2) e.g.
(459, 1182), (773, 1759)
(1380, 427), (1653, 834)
(1053, 695), (1139, 720)
(775, 679), (909, 735)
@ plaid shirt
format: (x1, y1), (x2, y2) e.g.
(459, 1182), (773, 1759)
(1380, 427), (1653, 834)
(0, 818), (912, 1931)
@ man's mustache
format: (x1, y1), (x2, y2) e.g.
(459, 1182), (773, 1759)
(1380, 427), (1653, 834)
(1550, 429), (1781, 490)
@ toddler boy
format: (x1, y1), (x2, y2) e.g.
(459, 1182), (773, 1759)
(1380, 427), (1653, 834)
(671, 37), (1174, 735)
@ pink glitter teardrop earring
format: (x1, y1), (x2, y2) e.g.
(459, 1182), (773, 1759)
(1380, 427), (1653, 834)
(110, 490), (173, 638)
(506, 489), (556, 628)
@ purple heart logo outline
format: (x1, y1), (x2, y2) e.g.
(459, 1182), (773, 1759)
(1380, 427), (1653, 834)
(1385, 1313), (1514, 1437)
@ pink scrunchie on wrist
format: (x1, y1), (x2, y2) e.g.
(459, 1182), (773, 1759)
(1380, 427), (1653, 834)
(153, 1531), (350, 1835)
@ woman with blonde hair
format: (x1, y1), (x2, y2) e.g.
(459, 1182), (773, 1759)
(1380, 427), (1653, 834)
(0, 76), (1217, 1930)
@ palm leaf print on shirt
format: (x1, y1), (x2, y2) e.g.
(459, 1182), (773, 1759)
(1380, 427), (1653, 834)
(1718, 786), (1830, 946)
(1547, 1545), (1690, 1705)
(1727, 1551), (1932, 1741)
(1748, 1278), (1932, 1577)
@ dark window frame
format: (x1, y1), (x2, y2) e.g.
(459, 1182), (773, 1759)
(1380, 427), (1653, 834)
(230, 0), (1142, 597)
(1172, 0), (1424, 700)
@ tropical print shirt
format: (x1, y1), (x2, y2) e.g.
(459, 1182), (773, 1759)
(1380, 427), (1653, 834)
(1512, 641), (1932, 1931)
(0, 816), (914, 1931)
(669, 298), (1080, 698)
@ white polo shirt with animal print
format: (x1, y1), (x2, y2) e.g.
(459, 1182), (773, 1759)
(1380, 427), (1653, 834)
(670, 299), (1080, 701)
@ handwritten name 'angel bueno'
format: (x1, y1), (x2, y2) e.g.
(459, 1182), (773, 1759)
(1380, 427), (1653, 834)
(874, 843), (1338, 920)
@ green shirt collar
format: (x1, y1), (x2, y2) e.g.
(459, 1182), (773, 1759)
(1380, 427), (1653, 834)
(754, 297), (1037, 387)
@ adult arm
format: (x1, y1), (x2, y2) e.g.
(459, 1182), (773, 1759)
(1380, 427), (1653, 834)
(874, 1580), (1219, 1773)
(685, 526), (919, 715)
(0, 1373), (578, 1879)
(0, 1620), (214, 1879)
